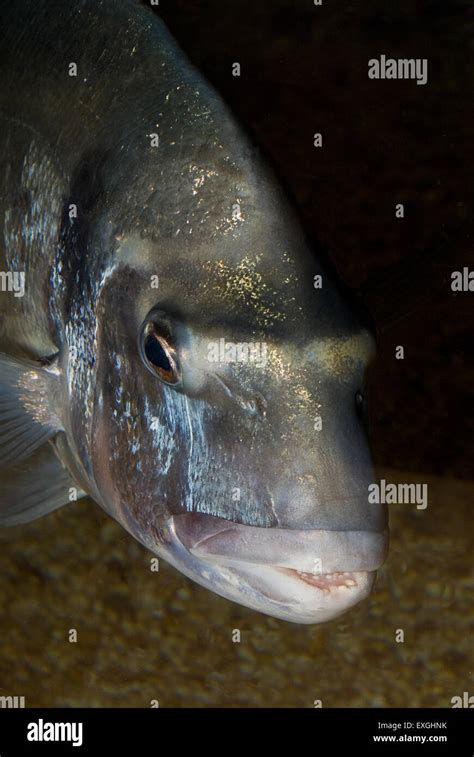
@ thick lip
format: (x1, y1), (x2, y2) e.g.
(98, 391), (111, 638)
(152, 511), (389, 624)
(173, 512), (388, 574)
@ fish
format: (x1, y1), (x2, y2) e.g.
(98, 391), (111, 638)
(0, 0), (388, 623)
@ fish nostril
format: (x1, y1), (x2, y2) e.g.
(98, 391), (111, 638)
(243, 392), (267, 418)
(213, 373), (267, 418)
(237, 396), (259, 417)
(254, 392), (268, 417)
(355, 389), (367, 418)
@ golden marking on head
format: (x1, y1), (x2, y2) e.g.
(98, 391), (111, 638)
(311, 333), (375, 377)
(201, 254), (302, 328)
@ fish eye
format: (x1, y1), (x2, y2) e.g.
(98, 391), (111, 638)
(140, 319), (181, 385)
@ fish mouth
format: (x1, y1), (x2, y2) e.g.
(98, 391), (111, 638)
(158, 512), (388, 624)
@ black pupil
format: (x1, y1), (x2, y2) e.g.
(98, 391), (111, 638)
(144, 334), (172, 373)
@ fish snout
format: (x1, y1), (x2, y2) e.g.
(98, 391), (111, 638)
(270, 468), (387, 533)
(158, 512), (388, 623)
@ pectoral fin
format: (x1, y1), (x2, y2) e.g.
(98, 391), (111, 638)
(0, 352), (62, 469)
(0, 443), (86, 527)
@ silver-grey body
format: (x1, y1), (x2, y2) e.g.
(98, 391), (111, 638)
(0, 0), (387, 623)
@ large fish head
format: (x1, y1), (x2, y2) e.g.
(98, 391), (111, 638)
(81, 163), (387, 624)
(64, 62), (387, 623)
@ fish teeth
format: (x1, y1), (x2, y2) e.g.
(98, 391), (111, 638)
(291, 569), (359, 591)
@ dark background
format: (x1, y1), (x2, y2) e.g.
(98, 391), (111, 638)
(148, 0), (473, 480)
(0, 0), (472, 710)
